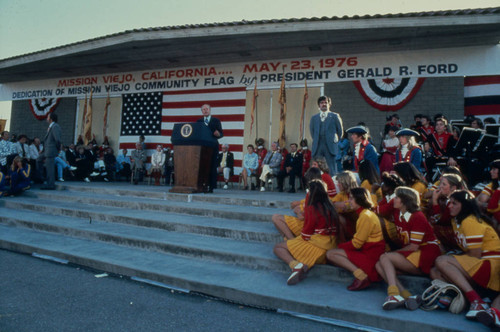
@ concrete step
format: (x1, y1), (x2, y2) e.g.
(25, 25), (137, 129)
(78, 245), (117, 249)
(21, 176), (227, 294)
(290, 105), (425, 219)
(24, 188), (289, 222)
(1, 196), (283, 243)
(0, 225), (486, 332)
(57, 182), (299, 209)
(0, 197), (436, 292)
(0, 207), (282, 272)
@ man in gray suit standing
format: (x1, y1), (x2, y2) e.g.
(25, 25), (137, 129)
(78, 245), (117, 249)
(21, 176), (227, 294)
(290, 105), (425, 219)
(41, 112), (61, 189)
(309, 96), (343, 175)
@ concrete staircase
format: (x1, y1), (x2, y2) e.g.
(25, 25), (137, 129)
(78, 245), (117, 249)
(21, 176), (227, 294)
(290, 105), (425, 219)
(0, 183), (487, 331)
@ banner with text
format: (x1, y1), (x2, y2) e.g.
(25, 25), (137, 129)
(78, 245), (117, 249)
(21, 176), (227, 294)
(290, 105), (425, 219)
(1, 45), (499, 101)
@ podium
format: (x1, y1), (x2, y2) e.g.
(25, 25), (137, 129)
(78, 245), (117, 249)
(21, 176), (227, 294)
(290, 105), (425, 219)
(169, 122), (218, 193)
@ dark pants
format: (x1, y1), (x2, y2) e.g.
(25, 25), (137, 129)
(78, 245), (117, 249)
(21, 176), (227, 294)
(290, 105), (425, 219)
(119, 164), (131, 181)
(314, 140), (337, 175)
(45, 157), (55, 187)
(277, 168), (300, 190)
(209, 148), (218, 190)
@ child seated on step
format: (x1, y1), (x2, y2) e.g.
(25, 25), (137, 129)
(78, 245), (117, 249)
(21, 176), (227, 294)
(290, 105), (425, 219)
(375, 186), (441, 311)
(272, 167), (323, 240)
(273, 179), (343, 285)
(326, 187), (385, 291)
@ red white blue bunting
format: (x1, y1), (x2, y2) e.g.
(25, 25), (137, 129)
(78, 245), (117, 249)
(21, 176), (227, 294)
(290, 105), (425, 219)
(353, 77), (425, 112)
(28, 98), (61, 120)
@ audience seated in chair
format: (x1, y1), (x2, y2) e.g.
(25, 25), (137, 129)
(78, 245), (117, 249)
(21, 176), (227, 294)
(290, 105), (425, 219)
(241, 144), (258, 190)
(217, 144), (234, 189)
(116, 148), (132, 181)
(150, 144), (165, 186)
(131, 142), (146, 185)
(259, 141), (282, 192)
(277, 143), (302, 193)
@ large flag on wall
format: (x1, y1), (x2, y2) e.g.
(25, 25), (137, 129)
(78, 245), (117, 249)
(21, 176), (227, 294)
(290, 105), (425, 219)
(119, 87), (247, 173)
(464, 75), (500, 116)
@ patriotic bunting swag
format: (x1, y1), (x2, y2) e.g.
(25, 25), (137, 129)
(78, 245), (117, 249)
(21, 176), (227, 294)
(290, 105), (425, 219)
(353, 77), (425, 112)
(28, 98), (61, 120)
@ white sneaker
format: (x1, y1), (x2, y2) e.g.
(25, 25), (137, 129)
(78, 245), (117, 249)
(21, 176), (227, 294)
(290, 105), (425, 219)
(101, 172), (108, 176)
(268, 179), (273, 184)
(58, 178), (64, 182)
(69, 166), (77, 171)
(84, 177), (90, 183)
(104, 178), (109, 182)
(260, 187), (265, 192)
(223, 184), (228, 190)
(90, 172), (99, 177)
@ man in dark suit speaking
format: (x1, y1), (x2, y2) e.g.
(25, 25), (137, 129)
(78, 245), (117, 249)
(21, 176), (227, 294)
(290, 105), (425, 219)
(197, 104), (223, 193)
(309, 96), (343, 175)
(41, 112), (62, 189)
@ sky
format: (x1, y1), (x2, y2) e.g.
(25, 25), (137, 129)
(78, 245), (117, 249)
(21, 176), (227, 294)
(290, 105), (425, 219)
(0, 0), (498, 126)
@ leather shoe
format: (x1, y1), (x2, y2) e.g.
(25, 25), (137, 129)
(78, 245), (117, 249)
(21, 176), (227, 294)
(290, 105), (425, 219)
(288, 188), (296, 193)
(40, 185), (56, 190)
(347, 278), (371, 291)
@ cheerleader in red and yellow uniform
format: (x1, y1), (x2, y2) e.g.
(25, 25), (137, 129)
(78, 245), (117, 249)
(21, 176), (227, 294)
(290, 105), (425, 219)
(393, 161), (428, 205)
(477, 159), (500, 224)
(432, 190), (500, 322)
(376, 172), (406, 250)
(276, 158), (336, 240)
(358, 159), (383, 204)
(429, 173), (466, 251)
(376, 186), (441, 311)
(327, 187), (385, 291)
(273, 167), (322, 240)
(273, 180), (342, 285)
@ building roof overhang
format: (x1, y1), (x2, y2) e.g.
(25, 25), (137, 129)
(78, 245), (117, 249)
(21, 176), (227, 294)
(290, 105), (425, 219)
(0, 7), (499, 83)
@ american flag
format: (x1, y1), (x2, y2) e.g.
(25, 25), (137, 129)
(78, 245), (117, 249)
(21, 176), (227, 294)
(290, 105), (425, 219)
(464, 75), (500, 116)
(119, 87), (247, 174)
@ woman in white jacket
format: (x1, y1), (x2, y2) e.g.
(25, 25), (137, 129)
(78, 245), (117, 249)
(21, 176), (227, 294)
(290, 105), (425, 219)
(150, 145), (165, 185)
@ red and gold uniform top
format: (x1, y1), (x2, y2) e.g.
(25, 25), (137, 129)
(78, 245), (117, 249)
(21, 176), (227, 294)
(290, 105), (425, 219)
(481, 182), (495, 197)
(331, 191), (353, 213)
(411, 181), (428, 206)
(301, 204), (337, 241)
(452, 215), (500, 259)
(361, 179), (382, 205)
(395, 210), (439, 247)
(377, 199), (438, 247)
(349, 208), (384, 249)
(322, 173), (336, 197)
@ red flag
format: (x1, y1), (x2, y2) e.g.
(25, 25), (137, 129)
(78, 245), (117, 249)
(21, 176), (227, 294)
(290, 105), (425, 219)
(103, 92), (111, 139)
(83, 88), (93, 145)
(81, 94), (87, 137)
(250, 79), (258, 133)
(278, 73), (287, 148)
(300, 80), (308, 140)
